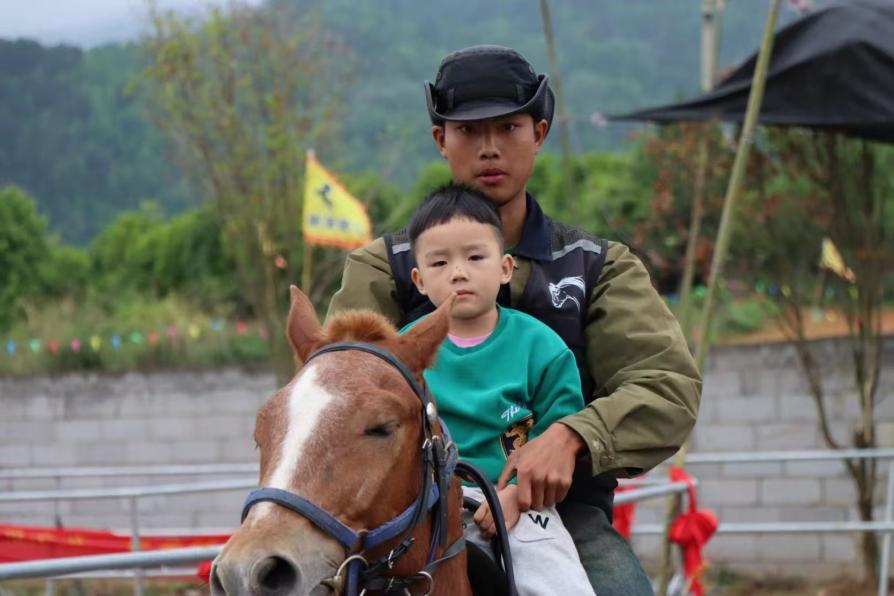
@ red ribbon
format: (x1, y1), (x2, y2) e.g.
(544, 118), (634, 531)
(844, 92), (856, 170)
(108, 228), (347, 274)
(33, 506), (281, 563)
(197, 560), (213, 583)
(667, 466), (717, 596)
(612, 486), (637, 540)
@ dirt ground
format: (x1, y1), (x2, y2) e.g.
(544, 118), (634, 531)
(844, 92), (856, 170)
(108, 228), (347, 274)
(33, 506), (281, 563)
(711, 574), (884, 596)
(719, 306), (894, 346)
(2, 575), (884, 595)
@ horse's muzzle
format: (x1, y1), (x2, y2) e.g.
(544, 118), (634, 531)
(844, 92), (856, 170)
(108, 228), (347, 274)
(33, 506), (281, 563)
(211, 552), (338, 596)
(211, 516), (343, 596)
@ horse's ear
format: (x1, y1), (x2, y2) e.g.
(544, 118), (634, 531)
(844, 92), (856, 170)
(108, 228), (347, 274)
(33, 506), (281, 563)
(387, 295), (453, 373)
(286, 285), (324, 362)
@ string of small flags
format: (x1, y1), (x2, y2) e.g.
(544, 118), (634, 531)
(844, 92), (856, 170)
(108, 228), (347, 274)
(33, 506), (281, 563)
(4, 320), (268, 357)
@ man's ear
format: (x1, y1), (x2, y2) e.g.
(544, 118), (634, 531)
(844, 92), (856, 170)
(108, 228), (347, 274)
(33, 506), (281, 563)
(411, 267), (428, 296)
(534, 118), (549, 149)
(500, 254), (514, 285)
(431, 125), (447, 157)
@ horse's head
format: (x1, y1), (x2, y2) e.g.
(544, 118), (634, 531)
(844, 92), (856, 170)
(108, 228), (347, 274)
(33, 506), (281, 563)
(211, 286), (456, 596)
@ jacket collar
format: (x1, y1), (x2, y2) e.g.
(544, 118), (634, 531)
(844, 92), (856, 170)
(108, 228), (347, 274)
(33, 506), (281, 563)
(512, 193), (553, 262)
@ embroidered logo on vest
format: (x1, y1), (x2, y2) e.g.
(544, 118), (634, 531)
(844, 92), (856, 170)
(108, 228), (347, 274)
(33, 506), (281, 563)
(500, 415), (534, 457)
(548, 276), (585, 311)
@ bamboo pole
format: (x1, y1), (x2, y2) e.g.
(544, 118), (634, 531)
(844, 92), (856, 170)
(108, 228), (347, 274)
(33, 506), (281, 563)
(677, 133), (710, 339)
(693, 0), (782, 371)
(657, 1), (782, 594)
(540, 0), (578, 219)
(678, 0), (718, 342)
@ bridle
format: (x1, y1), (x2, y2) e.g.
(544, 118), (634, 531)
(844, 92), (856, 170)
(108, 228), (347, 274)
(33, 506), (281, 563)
(241, 341), (464, 595)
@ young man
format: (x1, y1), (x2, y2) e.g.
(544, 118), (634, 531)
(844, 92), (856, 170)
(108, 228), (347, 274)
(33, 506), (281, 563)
(403, 184), (595, 596)
(327, 45), (702, 595)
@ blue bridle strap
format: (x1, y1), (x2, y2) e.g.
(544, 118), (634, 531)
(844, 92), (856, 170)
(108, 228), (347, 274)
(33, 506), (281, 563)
(364, 479), (441, 548)
(241, 487), (360, 550)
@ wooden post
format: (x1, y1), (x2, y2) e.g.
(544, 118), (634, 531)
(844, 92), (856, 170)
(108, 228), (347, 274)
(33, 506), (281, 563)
(540, 0), (578, 219)
(302, 148), (314, 296)
(302, 243), (313, 295)
(663, 2), (719, 590)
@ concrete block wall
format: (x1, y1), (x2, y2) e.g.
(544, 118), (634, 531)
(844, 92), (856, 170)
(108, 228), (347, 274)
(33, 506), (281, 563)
(0, 369), (276, 532)
(0, 337), (892, 577)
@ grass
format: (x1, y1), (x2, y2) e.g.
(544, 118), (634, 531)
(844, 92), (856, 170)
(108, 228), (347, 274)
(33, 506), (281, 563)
(668, 289), (778, 342)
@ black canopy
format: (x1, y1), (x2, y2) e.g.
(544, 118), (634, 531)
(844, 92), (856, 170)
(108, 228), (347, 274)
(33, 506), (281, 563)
(613, 0), (894, 143)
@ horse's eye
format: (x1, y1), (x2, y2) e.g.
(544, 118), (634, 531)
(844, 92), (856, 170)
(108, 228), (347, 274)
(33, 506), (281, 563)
(364, 422), (397, 437)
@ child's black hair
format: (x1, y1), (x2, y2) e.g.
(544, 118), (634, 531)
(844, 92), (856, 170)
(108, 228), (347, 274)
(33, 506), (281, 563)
(408, 184), (503, 252)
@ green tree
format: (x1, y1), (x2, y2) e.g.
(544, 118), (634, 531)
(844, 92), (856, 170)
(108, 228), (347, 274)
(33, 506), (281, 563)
(88, 202), (163, 298)
(39, 244), (90, 299)
(142, 3), (350, 382)
(0, 186), (51, 329)
(731, 129), (894, 582)
(140, 207), (238, 307)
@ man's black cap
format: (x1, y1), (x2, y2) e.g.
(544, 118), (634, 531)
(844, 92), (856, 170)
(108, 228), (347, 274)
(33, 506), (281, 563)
(425, 45), (554, 130)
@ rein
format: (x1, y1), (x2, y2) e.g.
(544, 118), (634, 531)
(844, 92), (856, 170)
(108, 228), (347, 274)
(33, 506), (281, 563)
(241, 341), (464, 595)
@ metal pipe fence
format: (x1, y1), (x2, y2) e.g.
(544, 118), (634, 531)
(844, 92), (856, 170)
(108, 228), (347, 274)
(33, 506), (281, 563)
(0, 464), (257, 480)
(0, 547), (221, 581)
(0, 480), (692, 587)
(5, 449), (894, 594)
(0, 478), (255, 502)
(640, 448), (894, 596)
(4, 447), (878, 481)
(684, 448), (894, 464)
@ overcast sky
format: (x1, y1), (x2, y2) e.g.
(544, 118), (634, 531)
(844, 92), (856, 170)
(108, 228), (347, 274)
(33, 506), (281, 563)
(0, 0), (264, 47)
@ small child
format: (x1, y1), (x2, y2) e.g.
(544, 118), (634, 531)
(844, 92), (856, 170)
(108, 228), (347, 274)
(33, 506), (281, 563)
(402, 184), (596, 596)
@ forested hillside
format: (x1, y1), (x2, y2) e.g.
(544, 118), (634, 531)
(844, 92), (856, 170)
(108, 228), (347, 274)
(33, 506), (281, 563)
(1, 0), (797, 242)
(0, 40), (193, 242)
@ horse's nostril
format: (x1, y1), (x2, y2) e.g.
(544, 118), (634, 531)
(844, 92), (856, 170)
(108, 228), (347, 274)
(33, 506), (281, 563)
(210, 563), (226, 595)
(253, 555), (299, 593)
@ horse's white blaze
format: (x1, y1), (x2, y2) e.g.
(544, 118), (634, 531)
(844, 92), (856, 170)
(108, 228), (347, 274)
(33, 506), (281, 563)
(247, 364), (338, 525)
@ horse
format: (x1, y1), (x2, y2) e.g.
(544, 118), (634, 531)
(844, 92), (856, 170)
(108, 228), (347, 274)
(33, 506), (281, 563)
(210, 286), (474, 596)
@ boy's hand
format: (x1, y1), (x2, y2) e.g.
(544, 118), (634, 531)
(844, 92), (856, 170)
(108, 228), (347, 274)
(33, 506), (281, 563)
(473, 484), (520, 538)
(496, 422), (585, 511)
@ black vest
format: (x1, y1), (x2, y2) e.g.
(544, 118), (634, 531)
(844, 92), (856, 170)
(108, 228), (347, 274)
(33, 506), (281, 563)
(385, 198), (619, 515)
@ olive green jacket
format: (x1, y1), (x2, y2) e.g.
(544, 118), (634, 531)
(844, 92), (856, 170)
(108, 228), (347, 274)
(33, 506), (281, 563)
(326, 237), (701, 479)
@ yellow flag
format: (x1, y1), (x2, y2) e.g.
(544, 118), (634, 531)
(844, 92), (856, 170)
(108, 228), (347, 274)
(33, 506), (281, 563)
(303, 150), (372, 250)
(820, 237), (855, 282)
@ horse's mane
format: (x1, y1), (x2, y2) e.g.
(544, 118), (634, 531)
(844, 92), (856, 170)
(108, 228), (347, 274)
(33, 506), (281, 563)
(322, 309), (399, 343)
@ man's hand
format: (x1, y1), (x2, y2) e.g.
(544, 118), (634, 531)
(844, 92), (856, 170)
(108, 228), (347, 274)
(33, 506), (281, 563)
(496, 422), (585, 511)
(473, 484), (520, 538)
